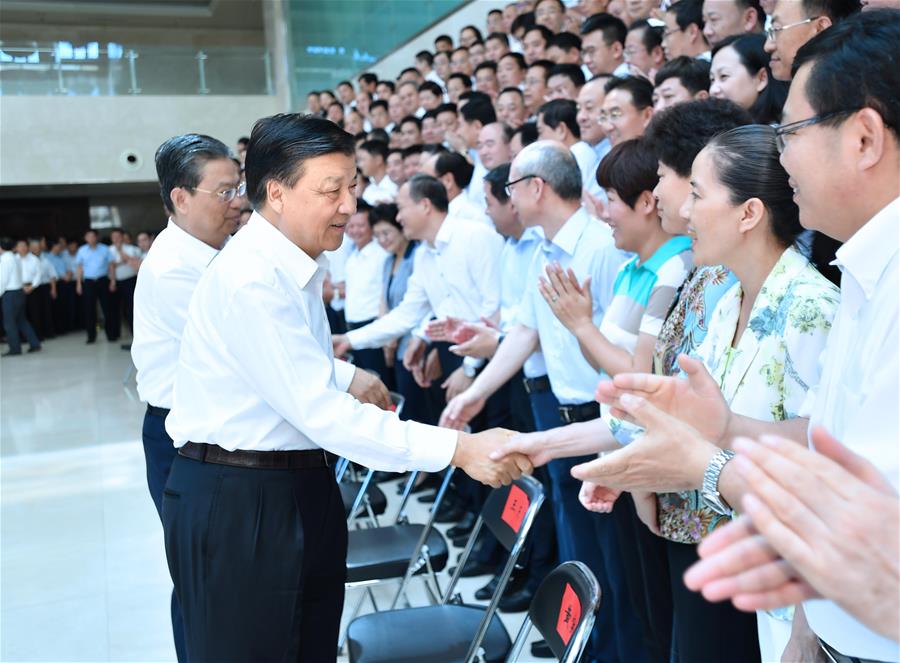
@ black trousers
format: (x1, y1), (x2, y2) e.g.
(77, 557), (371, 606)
(1, 290), (40, 353)
(26, 284), (55, 340)
(53, 280), (77, 333)
(667, 538), (761, 663)
(82, 277), (117, 342)
(117, 276), (137, 336)
(162, 454), (348, 662)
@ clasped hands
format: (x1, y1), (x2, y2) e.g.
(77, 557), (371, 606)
(452, 427), (534, 488)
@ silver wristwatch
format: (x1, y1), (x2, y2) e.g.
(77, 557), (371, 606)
(701, 449), (736, 516)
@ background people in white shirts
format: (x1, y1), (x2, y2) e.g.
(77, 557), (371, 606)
(0, 237), (41, 356)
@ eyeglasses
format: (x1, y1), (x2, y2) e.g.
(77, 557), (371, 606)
(773, 109), (858, 153)
(504, 175), (538, 196)
(765, 17), (819, 41)
(597, 108), (624, 123)
(191, 181), (247, 203)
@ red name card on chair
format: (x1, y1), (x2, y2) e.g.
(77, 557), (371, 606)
(501, 484), (529, 532)
(556, 583), (581, 645)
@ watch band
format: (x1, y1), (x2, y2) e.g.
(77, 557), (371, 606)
(701, 449), (736, 516)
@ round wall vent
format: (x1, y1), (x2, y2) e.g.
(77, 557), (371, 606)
(120, 150), (143, 170)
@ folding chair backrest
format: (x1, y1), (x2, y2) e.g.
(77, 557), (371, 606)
(507, 561), (601, 662)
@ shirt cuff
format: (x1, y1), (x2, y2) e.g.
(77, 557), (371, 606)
(405, 420), (458, 472)
(334, 359), (356, 392)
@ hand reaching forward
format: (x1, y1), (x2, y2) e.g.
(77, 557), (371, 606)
(440, 389), (487, 430)
(426, 316), (474, 344)
(452, 428), (533, 488)
(347, 367), (392, 410)
(595, 354), (731, 444)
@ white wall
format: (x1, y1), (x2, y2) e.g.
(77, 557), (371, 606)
(0, 95), (280, 186)
(369, 0), (507, 82)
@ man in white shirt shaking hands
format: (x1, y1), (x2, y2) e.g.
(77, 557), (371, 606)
(162, 114), (531, 662)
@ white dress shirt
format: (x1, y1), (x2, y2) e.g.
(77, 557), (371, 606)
(570, 141), (599, 192)
(346, 215), (504, 361)
(323, 233), (354, 312)
(344, 239), (390, 323)
(166, 212), (457, 471)
(801, 197), (900, 662)
(109, 244), (140, 281)
(467, 151), (488, 211)
(361, 174), (398, 206)
(132, 219), (220, 409)
(38, 255), (57, 286)
(448, 192), (491, 227)
(0, 251), (23, 295)
(18, 253), (41, 288)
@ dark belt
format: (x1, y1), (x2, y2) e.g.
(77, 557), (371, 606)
(558, 401), (601, 424)
(146, 404), (170, 418)
(178, 441), (334, 470)
(346, 317), (376, 331)
(819, 638), (890, 663)
(523, 375), (551, 394)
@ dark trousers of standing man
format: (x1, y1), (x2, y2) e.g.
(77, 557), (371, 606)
(141, 407), (187, 663)
(162, 451), (348, 662)
(27, 283), (55, 340)
(1, 290), (40, 354)
(117, 275), (137, 337)
(54, 280), (77, 334)
(82, 276), (118, 342)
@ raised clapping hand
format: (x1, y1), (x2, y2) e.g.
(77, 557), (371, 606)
(452, 427), (534, 488)
(683, 427), (900, 642)
(569, 392), (720, 493)
(440, 389), (487, 430)
(595, 354), (731, 444)
(538, 263), (593, 334)
(425, 316), (474, 344)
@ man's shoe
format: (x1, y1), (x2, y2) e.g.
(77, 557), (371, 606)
(447, 513), (476, 538)
(410, 473), (442, 494)
(498, 586), (535, 613)
(417, 490), (438, 504)
(86, 338), (96, 344)
(1, 351), (22, 357)
(434, 504), (465, 523)
(120, 343), (131, 351)
(446, 558), (495, 578)
(450, 532), (470, 548)
(530, 639), (555, 658)
(27, 346), (41, 353)
(474, 575), (501, 601)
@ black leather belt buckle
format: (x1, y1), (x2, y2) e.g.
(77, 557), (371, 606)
(558, 402), (600, 424)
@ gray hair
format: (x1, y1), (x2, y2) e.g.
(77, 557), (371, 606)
(512, 140), (582, 201)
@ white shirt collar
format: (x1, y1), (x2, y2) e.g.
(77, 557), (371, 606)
(834, 196), (900, 300)
(165, 217), (220, 268)
(245, 211), (324, 288)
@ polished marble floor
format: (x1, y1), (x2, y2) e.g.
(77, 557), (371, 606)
(1, 333), (541, 662)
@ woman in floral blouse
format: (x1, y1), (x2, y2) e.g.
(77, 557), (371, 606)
(658, 124), (839, 663)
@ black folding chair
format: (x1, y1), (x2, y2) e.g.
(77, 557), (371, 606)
(505, 561), (601, 662)
(346, 474), (546, 663)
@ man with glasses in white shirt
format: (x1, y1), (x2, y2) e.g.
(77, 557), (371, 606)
(162, 116), (529, 662)
(131, 133), (243, 663)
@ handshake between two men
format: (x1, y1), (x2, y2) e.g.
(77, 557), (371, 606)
(334, 327), (533, 489)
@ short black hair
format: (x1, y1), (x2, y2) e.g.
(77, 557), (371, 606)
(499, 51), (527, 71)
(654, 56), (711, 94)
(644, 98), (753, 176)
(484, 162), (512, 204)
(400, 115), (422, 130)
(435, 34), (453, 46)
(461, 25), (484, 42)
(581, 12), (627, 46)
(399, 67), (421, 80)
(604, 75), (654, 110)
(402, 144), (424, 159)
(668, 0), (704, 32)
(435, 102), (459, 116)
(475, 61), (498, 75)
(367, 128), (390, 144)
(370, 99), (388, 113)
(460, 96), (497, 125)
(800, 0), (861, 21)
(370, 202), (401, 231)
(499, 86), (525, 100)
(548, 31), (582, 52)
(548, 63), (586, 89)
(237, 136), (250, 147)
(422, 108), (439, 121)
(513, 121), (539, 147)
(418, 81), (443, 97)
(487, 32), (511, 47)
(377, 80), (396, 94)
(0, 237), (15, 251)
(524, 24), (553, 46)
(407, 173), (449, 212)
(415, 50), (434, 66)
(451, 46), (470, 57)
(629, 19), (664, 53)
(358, 139), (388, 161)
(434, 151), (474, 189)
(155, 133), (231, 212)
(539, 99), (580, 139)
(511, 12), (536, 35)
(528, 59), (556, 81)
(597, 137), (660, 209)
(447, 72), (474, 89)
(337, 80), (353, 90)
(713, 34), (788, 124)
(792, 8), (898, 140)
(354, 199), (373, 216)
(244, 114), (355, 208)
(358, 72), (378, 87)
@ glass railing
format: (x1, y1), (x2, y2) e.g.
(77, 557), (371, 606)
(0, 42), (273, 96)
